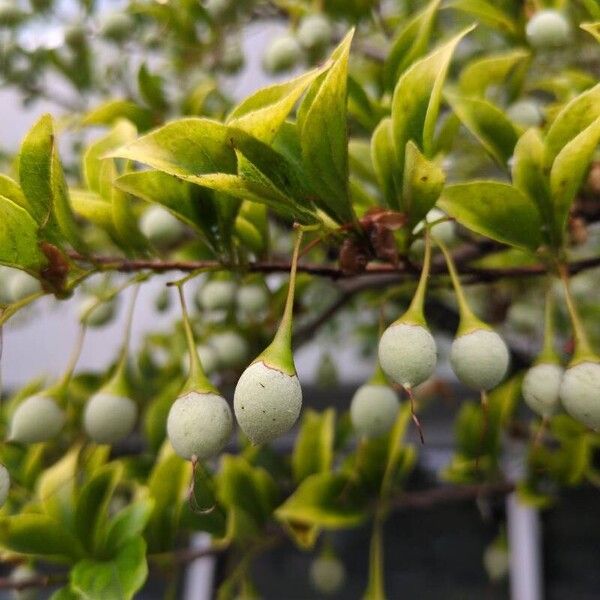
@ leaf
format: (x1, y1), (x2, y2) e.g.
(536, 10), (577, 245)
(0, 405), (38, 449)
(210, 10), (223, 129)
(446, 93), (520, 167)
(227, 67), (325, 143)
(82, 100), (155, 131)
(19, 115), (84, 249)
(275, 473), (367, 530)
(297, 31), (355, 224)
(104, 499), (155, 555)
(581, 22), (600, 42)
(448, 0), (517, 35)
(550, 116), (600, 241)
(0, 174), (33, 216)
(458, 49), (530, 97)
(70, 190), (119, 239)
(511, 129), (554, 243)
(392, 26), (475, 172)
(0, 196), (47, 271)
(75, 464), (122, 555)
(384, 0), (442, 89)
(50, 586), (80, 600)
(544, 83), (600, 166)
(138, 63), (168, 111)
(292, 409), (336, 483)
(71, 537), (148, 600)
(438, 181), (542, 250)
(0, 513), (84, 561)
(402, 141), (445, 228)
(371, 118), (399, 208)
(83, 120), (137, 193)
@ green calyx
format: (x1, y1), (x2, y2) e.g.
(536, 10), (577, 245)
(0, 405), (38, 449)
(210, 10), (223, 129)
(435, 236), (489, 337)
(254, 227), (305, 377)
(368, 362), (389, 386)
(177, 285), (219, 395)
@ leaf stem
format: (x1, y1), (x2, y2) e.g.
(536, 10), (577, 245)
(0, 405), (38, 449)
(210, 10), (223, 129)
(364, 516), (385, 600)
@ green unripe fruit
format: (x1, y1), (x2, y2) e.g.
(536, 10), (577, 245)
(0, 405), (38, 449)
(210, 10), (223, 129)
(297, 14), (332, 51)
(78, 297), (116, 328)
(450, 329), (509, 390)
(522, 363), (563, 418)
(526, 10), (570, 50)
(506, 100), (542, 127)
(483, 542), (509, 582)
(182, 344), (220, 375)
(139, 206), (184, 248)
(9, 396), (65, 443)
(211, 331), (249, 369)
(309, 555), (346, 595)
(234, 361), (302, 444)
(197, 280), (236, 312)
(83, 393), (137, 444)
(167, 391), (233, 460)
(0, 464), (9, 507)
(154, 288), (171, 313)
(350, 384), (399, 437)
(8, 271), (40, 303)
(100, 12), (134, 42)
(0, 267), (14, 304)
(237, 284), (269, 314)
(378, 323), (437, 388)
(263, 34), (301, 74)
(559, 361), (600, 430)
(64, 24), (86, 48)
(10, 565), (38, 600)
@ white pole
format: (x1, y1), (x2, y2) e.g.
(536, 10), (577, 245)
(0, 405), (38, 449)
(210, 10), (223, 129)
(183, 533), (217, 600)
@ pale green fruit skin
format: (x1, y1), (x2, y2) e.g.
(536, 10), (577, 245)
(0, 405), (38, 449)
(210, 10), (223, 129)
(506, 100), (542, 127)
(234, 361), (302, 444)
(263, 35), (301, 73)
(167, 391), (233, 460)
(8, 271), (40, 303)
(526, 10), (570, 49)
(198, 280), (236, 312)
(139, 206), (184, 248)
(0, 464), (9, 507)
(309, 556), (346, 595)
(84, 393), (137, 444)
(211, 331), (249, 369)
(0, 267), (14, 304)
(378, 323), (437, 387)
(560, 362), (600, 430)
(10, 396), (65, 443)
(522, 363), (563, 418)
(297, 14), (332, 51)
(237, 284), (269, 314)
(350, 384), (399, 437)
(182, 344), (220, 375)
(450, 329), (509, 390)
(10, 565), (38, 600)
(78, 297), (115, 328)
(483, 544), (509, 582)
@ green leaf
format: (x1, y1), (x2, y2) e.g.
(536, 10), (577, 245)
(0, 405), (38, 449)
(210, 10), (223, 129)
(544, 83), (600, 166)
(50, 586), (80, 600)
(82, 100), (155, 131)
(0, 174), (33, 216)
(581, 22), (600, 42)
(83, 120), (137, 193)
(458, 49), (530, 97)
(19, 115), (85, 249)
(384, 0), (442, 89)
(0, 196), (47, 271)
(275, 473), (367, 530)
(297, 31), (355, 224)
(550, 116), (600, 241)
(227, 67), (325, 143)
(438, 181), (542, 250)
(75, 464), (122, 555)
(392, 26), (474, 173)
(292, 409), (336, 483)
(448, 0), (517, 35)
(138, 63), (168, 112)
(446, 93), (520, 167)
(104, 499), (155, 555)
(71, 537), (148, 600)
(70, 190), (120, 240)
(371, 118), (398, 208)
(0, 513), (84, 561)
(402, 141), (445, 228)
